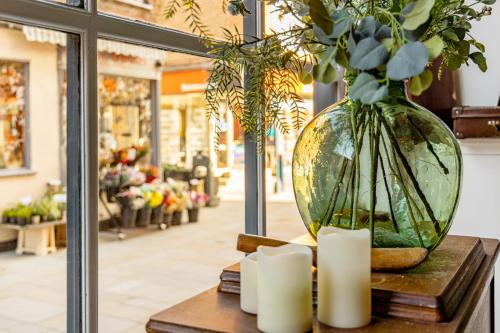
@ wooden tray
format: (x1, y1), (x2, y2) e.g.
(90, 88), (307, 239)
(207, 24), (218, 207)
(218, 235), (485, 322)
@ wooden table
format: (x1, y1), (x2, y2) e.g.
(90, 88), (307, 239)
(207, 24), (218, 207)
(0, 220), (66, 255)
(147, 237), (499, 333)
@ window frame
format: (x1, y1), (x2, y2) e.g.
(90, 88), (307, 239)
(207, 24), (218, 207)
(0, 0), (264, 332)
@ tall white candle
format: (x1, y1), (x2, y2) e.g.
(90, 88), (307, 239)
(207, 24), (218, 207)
(317, 226), (371, 328)
(240, 252), (258, 314)
(257, 244), (313, 333)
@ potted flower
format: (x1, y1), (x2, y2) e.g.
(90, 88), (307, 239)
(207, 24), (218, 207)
(2, 208), (15, 224)
(15, 205), (32, 226)
(116, 189), (144, 228)
(166, 193), (182, 226)
(187, 192), (208, 223)
(162, 190), (173, 226)
(136, 186), (159, 227)
(149, 190), (165, 225)
(168, 182), (189, 225)
(141, 165), (160, 184)
(31, 203), (42, 224)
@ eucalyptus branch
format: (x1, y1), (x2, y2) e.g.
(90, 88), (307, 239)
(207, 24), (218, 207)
(390, 145), (426, 247)
(378, 110), (442, 236)
(350, 106), (362, 229)
(378, 140), (399, 233)
(408, 116), (449, 175)
(369, 109), (381, 239)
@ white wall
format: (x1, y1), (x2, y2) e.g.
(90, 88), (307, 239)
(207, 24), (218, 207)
(458, 2), (500, 106)
(0, 28), (61, 242)
(452, 6), (500, 329)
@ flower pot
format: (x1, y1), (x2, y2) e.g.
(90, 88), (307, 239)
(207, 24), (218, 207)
(121, 207), (137, 228)
(163, 212), (172, 226)
(151, 206), (164, 225)
(292, 85), (462, 252)
(188, 208), (199, 223)
(31, 215), (41, 225)
(136, 207), (152, 227)
(171, 211), (183, 225)
(17, 217), (27, 226)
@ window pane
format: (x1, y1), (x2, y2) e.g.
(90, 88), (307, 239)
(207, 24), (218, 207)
(0, 21), (68, 332)
(97, 0), (242, 39)
(97, 41), (243, 331)
(260, 2), (315, 240)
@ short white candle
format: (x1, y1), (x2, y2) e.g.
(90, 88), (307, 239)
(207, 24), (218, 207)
(257, 244), (313, 333)
(240, 252), (258, 314)
(317, 226), (371, 328)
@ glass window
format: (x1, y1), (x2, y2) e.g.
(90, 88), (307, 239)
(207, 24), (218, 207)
(0, 61), (27, 170)
(0, 21), (68, 333)
(97, 0), (242, 39)
(97, 41), (243, 331)
(99, 75), (153, 159)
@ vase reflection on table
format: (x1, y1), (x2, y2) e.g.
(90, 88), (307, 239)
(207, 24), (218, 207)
(293, 83), (462, 251)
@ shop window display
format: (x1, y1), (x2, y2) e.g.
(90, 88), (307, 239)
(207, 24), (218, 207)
(0, 61), (27, 170)
(99, 75), (153, 164)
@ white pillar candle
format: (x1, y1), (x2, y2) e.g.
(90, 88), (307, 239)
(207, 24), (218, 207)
(257, 244), (313, 333)
(240, 252), (258, 314)
(318, 226), (371, 328)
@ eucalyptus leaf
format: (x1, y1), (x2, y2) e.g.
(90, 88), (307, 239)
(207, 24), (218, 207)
(335, 47), (350, 68)
(454, 28), (466, 41)
(424, 36), (444, 60)
(349, 73), (388, 104)
(409, 69), (433, 96)
(309, 0), (333, 34)
(375, 25), (392, 40)
(471, 40), (486, 52)
(299, 70), (314, 84)
(456, 40), (470, 57)
(480, 0), (496, 4)
(347, 31), (357, 54)
(402, 0), (435, 30)
(350, 37), (389, 70)
(387, 42), (429, 80)
(442, 30), (459, 42)
(381, 38), (394, 51)
(313, 63), (337, 83)
(313, 25), (334, 45)
(357, 16), (380, 38)
(470, 52), (488, 72)
(445, 54), (463, 70)
(331, 10), (354, 38)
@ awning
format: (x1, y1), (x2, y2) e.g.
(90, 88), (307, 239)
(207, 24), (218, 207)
(22, 26), (166, 62)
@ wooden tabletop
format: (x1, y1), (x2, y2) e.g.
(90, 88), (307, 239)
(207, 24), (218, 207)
(0, 220), (66, 230)
(147, 237), (499, 333)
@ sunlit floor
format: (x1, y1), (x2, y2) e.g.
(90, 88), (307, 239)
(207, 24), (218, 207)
(0, 200), (303, 333)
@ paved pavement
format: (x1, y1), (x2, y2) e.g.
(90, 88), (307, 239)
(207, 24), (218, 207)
(0, 199), (304, 333)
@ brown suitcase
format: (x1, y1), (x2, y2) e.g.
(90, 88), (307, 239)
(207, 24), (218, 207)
(452, 106), (500, 139)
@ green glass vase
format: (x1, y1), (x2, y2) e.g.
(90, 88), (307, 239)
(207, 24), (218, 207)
(292, 87), (462, 251)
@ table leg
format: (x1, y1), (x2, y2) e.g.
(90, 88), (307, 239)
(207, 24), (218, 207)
(48, 225), (56, 254)
(16, 229), (24, 255)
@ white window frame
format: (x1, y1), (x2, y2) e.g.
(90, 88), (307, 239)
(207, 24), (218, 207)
(0, 0), (264, 331)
